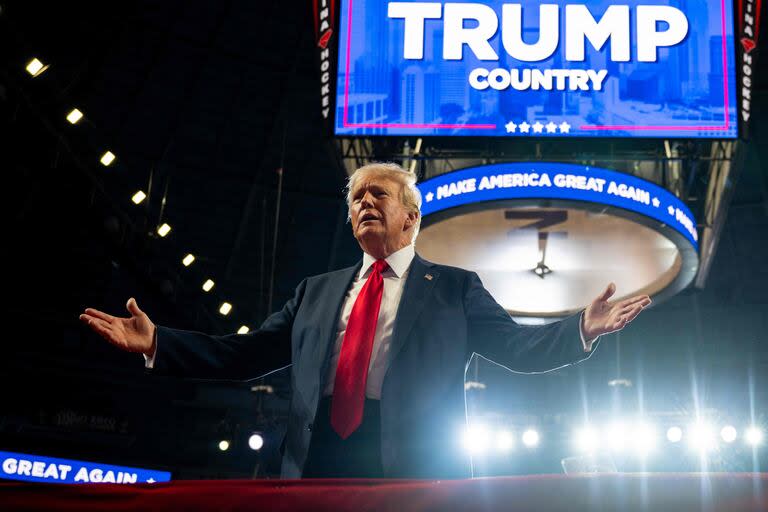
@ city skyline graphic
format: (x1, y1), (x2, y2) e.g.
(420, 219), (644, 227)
(334, 0), (738, 138)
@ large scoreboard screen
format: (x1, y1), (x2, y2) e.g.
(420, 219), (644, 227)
(333, 0), (738, 138)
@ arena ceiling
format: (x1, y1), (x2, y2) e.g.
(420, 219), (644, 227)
(2, 0), (768, 477)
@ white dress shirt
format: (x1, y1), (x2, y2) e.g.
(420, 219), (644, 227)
(146, 244), (597, 385)
(322, 244), (415, 400)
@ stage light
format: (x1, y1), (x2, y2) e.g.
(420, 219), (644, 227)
(574, 426), (598, 453)
(66, 108), (83, 124)
(667, 426), (683, 443)
(182, 254), (195, 266)
(202, 279), (215, 292)
(495, 430), (515, 452)
(463, 424), (490, 455)
(522, 429), (539, 448)
(100, 151), (115, 166)
(157, 223), (171, 237)
(248, 434), (264, 451)
(25, 58), (48, 77)
(688, 423), (716, 452)
(237, 325), (250, 335)
(720, 425), (738, 443)
(606, 422), (627, 452)
(745, 427), (764, 446)
(219, 302), (232, 315)
(632, 423), (657, 456)
(218, 440), (230, 451)
(131, 191), (146, 204)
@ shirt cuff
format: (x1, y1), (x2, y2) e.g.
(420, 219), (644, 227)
(579, 311), (599, 352)
(143, 328), (158, 369)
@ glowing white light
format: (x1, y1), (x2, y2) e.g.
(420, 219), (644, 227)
(100, 151), (116, 166)
(463, 424), (490, 455)
(66, 108), (83, 124)
(26, 58), (47, 76)
(218, 440), (230, 451)
(667, 426), (683, 443)
(131, 191), (146, 204)
(745, 427), (764, 446)
(202, 279), (215, 292)
(606, 422), (627, 452)
(219, 302), (232, 315)
(248, 434), (264, 451)
(157, 223), (171, 237)
(237, 325), (250, 335)
(522, 429), (540, 447)
(182, 253), (195, 266)
(632, 423), (657, 456)
(574, 426), (598, 453)
(720, 425), (737, 443)
(688, 423), (717, 452)
(496, 430), (515, 452)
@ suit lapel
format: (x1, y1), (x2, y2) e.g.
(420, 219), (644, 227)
(388, 254), (439, 367)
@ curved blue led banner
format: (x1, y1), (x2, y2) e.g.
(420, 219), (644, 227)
(417, 162), (698, 249)
(0, 450), (171, 484)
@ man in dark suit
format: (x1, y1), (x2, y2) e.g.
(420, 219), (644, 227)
(80, 162), (651, 479)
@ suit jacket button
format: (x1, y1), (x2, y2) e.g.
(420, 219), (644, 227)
(307, 423), (313, 432)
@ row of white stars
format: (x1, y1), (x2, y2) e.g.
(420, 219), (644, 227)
(505, 120), (571, 134)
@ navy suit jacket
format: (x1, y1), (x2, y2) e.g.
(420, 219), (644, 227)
(154, 254), (597, 478)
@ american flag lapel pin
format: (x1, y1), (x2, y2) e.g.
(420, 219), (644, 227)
(424, 273), (433, 280)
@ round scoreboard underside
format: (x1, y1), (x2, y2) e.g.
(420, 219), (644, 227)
(416, 200), (698, 319)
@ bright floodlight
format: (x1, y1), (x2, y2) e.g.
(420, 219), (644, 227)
(575, 426), (598, 453)
(237, 325), (250, 335)
(218, 440), (230, 451)
(606, 423), (627, 452)
(219, 302), (232, 315)
(157, 223), (171, 237)
(745, 427), (764, 446)
(688, 423), (716, 452)
(26, 58), (47, 76)
(66, 108), (83, 124)
(463, 424), (490, 455)
(720, 425), (738, 443)
(496, 430), (515, 452)
(522, 429), (539, 447)
(633, 423), (657, 456)
(100, 151), (116, 166)
(182, 253), (195, 266)
(202, 279), (215, 292)
(248, 434), (264, 451)
(667, 426), (683, 443)
(131, 191), (146, 204)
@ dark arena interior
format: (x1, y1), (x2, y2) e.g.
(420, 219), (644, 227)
(1, 1), (767, 510)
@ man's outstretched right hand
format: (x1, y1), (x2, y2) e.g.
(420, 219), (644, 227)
(79, 298), (156, 356)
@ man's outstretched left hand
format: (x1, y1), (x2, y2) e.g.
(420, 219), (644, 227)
(582, 283), (651, 340)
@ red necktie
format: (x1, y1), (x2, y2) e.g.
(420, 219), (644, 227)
(331, 259), (388, 439)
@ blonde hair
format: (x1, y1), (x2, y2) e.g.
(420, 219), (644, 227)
(345, 162), (422, 241)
